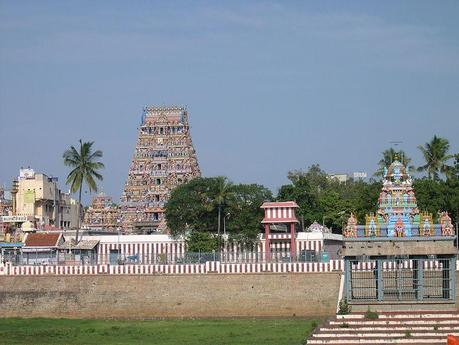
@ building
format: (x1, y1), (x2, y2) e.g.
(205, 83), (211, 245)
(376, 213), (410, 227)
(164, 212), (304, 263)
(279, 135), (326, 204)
(82, 193), (119, 230)
(119, 106), (201, 233)
(22, 232), (64, 265)
(0, 186), (13, 241)
(328, 173), (349, 183)
(342, 159), (457, 306)
(0, 186), (12, 216)
(58, 239), (100, 265)
(8, 168), (79, 232)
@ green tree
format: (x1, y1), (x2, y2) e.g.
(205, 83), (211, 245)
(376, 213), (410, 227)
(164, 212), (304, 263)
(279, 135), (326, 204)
(375, 148), (414, 177)
(212, 176), (235, 240)
(446, 153), (459, 179)
(63, 140), (104, 242)
(226, 184), (273, 247)
(165, 177), (217, 237)
(413, 179), (446, 221)
(185, 231), (218, 252)
(278, 165), (381, 232)
(165, 177), (272, 250)
(442, 175), (459, 225)
(417, 135), (453, 180)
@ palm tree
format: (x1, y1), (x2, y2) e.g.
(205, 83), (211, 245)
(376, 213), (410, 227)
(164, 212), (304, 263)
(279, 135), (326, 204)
(212, 176), (234, 241)
(63, 140), (104, 242)
(417, 135), (453, 180)
(375, 148), (414, 177)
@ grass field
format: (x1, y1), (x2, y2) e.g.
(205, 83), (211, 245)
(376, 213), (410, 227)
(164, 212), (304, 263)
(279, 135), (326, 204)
(0, 318), (318, 345)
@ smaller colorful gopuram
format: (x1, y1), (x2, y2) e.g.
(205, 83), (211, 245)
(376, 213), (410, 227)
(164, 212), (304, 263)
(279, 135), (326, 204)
(342, 158), (457, 305)
(344, 158), (454, 238)
(83, 193), (119, 231)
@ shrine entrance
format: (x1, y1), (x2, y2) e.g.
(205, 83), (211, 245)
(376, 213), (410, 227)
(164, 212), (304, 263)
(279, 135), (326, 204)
(345, 256), (456, 303)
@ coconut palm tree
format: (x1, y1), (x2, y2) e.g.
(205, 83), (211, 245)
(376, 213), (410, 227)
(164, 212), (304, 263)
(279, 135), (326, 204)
(417, 135), (453, 180)
(63, 140), (104, 242)
(212, 176), (234, 240)
(375, 148), (414, 177)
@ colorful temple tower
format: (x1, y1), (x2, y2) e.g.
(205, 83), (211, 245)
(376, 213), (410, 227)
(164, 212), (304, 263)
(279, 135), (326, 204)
(82, 193), (119, 230)
(119, 106), (201, 233)
(342, 158), (457, 307)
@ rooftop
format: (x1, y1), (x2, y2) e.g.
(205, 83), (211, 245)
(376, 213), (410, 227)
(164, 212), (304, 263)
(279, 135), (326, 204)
(261, 201), (299, 209)
(24, 233), (61, 247)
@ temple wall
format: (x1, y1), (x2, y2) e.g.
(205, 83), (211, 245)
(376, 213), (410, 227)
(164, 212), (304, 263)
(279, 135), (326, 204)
(0, 273), (340, 319)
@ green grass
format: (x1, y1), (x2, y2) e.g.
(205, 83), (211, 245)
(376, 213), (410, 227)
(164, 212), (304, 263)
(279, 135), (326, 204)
(0, 318), (318, 345)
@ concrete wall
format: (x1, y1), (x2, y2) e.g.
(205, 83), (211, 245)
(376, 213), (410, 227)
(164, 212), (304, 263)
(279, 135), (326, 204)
(0, 273), (340, 319)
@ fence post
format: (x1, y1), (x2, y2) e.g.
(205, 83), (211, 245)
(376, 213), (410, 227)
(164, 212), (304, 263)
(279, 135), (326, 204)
(417, 259), (424, 301)
(376, 258), (383, 301)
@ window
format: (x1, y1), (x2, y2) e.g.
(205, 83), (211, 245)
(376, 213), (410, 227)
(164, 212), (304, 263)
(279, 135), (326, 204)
(156, 179), (161, 185)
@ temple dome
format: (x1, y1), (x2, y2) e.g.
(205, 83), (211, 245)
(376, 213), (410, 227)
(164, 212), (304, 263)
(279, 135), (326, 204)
(308, 221), (331, 233)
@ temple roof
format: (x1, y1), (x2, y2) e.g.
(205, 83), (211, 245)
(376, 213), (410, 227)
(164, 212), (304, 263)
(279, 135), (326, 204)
(260, 201), (299, 209)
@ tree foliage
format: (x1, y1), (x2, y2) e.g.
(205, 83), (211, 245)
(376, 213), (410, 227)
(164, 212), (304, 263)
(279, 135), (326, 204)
(165, 177), (272, 250)
(278, 163), (459, 231)
(185, 232), (218, 252)
(226, 183), (272, 248)
(417, 135), (453, 180)
(278, 165), (381, 231)
(375, 148), (414, 177)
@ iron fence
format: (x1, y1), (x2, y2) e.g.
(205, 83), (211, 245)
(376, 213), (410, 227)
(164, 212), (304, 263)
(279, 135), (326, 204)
(1, 249), (332, 266)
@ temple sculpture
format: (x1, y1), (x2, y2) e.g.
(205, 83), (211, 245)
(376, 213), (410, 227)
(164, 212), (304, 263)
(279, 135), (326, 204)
(119, 106), (201, 233)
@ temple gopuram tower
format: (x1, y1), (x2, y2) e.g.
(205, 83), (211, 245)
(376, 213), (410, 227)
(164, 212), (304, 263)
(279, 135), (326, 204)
(120, 106), (201, 233)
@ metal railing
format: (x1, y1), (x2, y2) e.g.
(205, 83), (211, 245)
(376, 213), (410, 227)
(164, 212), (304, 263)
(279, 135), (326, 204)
(1, 250), (332, 266)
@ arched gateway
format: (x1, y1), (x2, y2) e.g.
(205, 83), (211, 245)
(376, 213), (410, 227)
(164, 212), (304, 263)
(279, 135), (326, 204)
(342, 159), (457, 304)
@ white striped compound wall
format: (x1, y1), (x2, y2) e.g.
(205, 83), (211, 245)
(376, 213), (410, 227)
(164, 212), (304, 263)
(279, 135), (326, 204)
(2, 260), (458, 277)
(1, 260), (345, 276)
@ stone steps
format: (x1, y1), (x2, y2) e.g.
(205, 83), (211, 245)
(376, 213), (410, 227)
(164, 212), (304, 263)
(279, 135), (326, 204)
(306, 311), (459, 345)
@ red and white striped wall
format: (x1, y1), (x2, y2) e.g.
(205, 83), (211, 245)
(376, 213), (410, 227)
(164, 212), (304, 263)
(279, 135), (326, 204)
(97, 241), (187, 263)
(2, 260), (458, 276)
(1, 260), (344, 276)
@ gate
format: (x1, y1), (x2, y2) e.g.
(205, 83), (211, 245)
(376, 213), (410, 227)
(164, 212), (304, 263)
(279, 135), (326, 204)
(345, 257), (455, 302)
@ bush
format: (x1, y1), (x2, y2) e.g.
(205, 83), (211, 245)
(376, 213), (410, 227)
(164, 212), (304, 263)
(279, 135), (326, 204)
(364, 307), (378, 319)
(337, 297), (351, 315)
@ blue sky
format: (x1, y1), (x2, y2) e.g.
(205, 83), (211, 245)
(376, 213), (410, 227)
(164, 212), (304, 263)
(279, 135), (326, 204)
(1, 1), (458, 204)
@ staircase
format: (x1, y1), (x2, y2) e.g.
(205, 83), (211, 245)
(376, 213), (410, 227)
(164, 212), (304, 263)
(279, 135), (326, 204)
(306, 311), (459, 344)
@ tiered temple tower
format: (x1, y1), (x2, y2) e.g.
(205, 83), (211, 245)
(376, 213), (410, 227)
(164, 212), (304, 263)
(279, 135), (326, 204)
(82, 193), (119, 230)
(119, 106), (201, 233)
